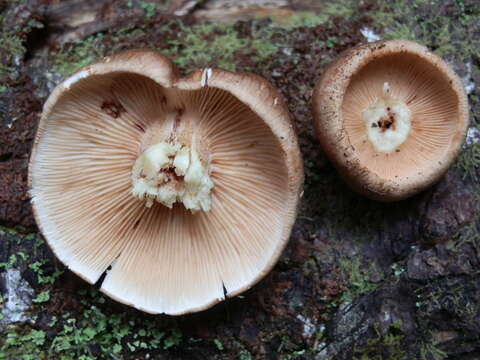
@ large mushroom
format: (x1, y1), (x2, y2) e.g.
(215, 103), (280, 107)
(29, 50), (303, 315)
(312, 40), (469, 201)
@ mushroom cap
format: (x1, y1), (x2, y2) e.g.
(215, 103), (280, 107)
(29, 50), (303, 315)
(312, 40), (469, 201)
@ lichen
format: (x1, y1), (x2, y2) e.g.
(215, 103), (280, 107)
(0, 268), (34, 325)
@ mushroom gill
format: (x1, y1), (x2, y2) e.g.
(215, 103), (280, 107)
(313, 40), (469, 201)
(343, 52), (459, 180)
(29, 51), (303, 315)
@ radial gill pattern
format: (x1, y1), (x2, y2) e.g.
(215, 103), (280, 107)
(30, 71), (290, 314)
(342, 53), (459, 180)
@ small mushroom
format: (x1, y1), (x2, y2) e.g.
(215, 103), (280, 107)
(29, 50), (303, 314)
(312, 40), (469, 201)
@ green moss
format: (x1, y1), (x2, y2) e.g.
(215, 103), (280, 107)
(162, 23), (248, 71)
(273, 2), (355, 29)
(139, 1), (157, 18)
(353, 320), (405, 360)
(1, 289), (184, 359)
(52, 34), (106, 76)
(321, 1), (356, 21)
(47, 2), (360, 78)
(447, 215), (480, 251)
(391, 263), (406, 279)
(282, 349), (307, 360)
(0, 253), (20, 270)
(32, 290), (50, 303)
(163, 329), (182, 349)
(457, 142), (480, 182)
(239, 350), (253, 360)
(51, 6), (368, 78)
(0, 327), (47, 360)
(213, 338), (224, 351)
(0, 13), (43, 80)
(0, 32), (24, 57)
(420, 342), (447, 360)
(371, 0), (479, 63)
(251, 38), (279, 60)
(339, 257), (379, 302)
(29, 260), (63, 284)
(302, 258), (317, 276)
(0, 30), (26, 78)
(51, 21), (254, 75)
(0, 236), (182, 358)
(278, 11), (328, 28)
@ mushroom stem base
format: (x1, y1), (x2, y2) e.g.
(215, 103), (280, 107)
(131, 142), (213, 211)
(362, 86), (412, 153)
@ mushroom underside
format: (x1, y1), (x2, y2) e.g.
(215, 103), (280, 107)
(31, 72), (290, 314)
(342, 53), (459, 181)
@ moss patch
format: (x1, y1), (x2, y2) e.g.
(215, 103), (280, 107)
(48, 4), (364, 78)
(50, 18), (289, 77)
(339, 257), (379, 303)
(163, 22), (249, 71)
(0, 32), (24, 76)
(457, 142), (480, 182)
(52, 34), (106, 76)
(1, 274), (183, 360)
(352, 321), (405, 360)
(371, 0), (479, 61)
(1, 300), (183, 360)
(0, 21), (36, 82)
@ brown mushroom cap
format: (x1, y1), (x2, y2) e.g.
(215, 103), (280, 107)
(312, 40), (469, 201)
(29, 50), (303, 315)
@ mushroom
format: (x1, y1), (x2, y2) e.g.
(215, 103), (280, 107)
(312, 40), (469, 201)
(29, 50), (303, 314)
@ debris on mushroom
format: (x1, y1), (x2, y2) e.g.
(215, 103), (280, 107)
(312, 40), (469, 201)
(29, 50), (303, 315)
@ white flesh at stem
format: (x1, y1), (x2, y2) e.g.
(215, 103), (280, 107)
(362, 82), (412, 153)
(131, 141), (214, 212)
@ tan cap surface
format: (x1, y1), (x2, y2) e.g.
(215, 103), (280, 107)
(29, 50), (303, 315)
(312, 40), (469, 201)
